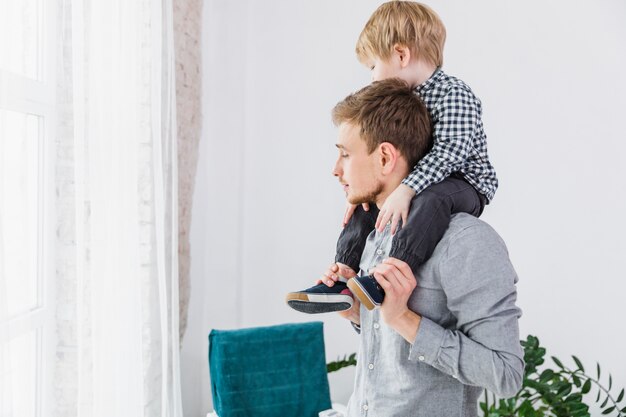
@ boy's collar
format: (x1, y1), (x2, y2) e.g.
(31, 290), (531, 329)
(415, 67), (443, 93)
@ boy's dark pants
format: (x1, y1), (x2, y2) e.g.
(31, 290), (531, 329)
(335, 176), (485, 274)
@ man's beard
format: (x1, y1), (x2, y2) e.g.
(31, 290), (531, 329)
(347, 181), (384, 206)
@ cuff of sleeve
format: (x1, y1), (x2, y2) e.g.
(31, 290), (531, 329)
(408, 316), (446, 366)
(389, 242), (422, 271)
(335, 253), (361, 276)
(401, 178), (425, 195)
(350, 321), (361, 334)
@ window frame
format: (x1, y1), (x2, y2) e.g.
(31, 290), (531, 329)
(0, 0), (56, 415)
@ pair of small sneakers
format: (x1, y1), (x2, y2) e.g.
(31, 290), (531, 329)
(285, 275), (385, 313)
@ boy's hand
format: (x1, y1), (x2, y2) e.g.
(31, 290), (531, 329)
(316, 262), (357, 287)
(343, 202), (370, 226)
(375, 183), (415, 234)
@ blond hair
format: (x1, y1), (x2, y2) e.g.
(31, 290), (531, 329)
(356, 1), (446, 67)
(332, 78), (432, 168)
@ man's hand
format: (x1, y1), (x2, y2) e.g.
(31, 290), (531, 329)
(338, 296), (361, 326)
(343, 202), (370, 227)
(371, 258), (421, 343)
(316, 263), (360, 325)
(316, 262), (357, 287)
(375, 183), (415, 234)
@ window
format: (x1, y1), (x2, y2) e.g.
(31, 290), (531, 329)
(0, 0), (56, 416)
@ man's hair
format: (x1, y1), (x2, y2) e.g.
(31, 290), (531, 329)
(356, 1), (446, 67)
(332, 78), (431, 168)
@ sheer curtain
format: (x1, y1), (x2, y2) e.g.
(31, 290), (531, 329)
(57, 0), (182, 415)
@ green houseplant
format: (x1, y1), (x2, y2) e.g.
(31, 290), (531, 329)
(327, 335), (625, 417)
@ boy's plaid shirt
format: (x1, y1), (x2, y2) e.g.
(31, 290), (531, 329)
(404, 68), (498, 202)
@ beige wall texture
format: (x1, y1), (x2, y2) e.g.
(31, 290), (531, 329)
(174, 0), (202, 342)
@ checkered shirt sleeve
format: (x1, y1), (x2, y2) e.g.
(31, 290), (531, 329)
(403, 85), (486, 196)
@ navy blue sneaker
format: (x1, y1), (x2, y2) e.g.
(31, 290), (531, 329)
(347, 275), (385, 310)
(286, 281), (354, 314)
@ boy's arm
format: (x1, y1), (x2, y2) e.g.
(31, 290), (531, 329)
(403, 86), (482, 195)
(376, 86), (485, 233)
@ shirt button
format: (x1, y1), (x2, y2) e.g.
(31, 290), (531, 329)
(368, 363), (374, 370)
(452, 375), (458, 379)
(376, 249), (383, 255)
(418, 355), (425, 361)
(373, 322), (380, 329)
(362, 404), (369, 411)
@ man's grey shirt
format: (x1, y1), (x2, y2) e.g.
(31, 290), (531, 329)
(346, 214), (524, 417)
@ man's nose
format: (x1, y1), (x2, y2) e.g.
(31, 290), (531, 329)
(332, 159), (341, 177)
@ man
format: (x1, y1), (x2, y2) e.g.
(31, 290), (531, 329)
(327, 78), (524, 417)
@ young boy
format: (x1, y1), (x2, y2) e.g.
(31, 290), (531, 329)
(286, 1), (497, 313)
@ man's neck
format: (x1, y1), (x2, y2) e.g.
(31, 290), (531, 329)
(374, 180), (404, 208)
(375, 189), (391, 208)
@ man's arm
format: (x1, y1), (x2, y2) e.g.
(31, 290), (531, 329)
(374, 225), (525, 399)
(415, 223), (523, 398)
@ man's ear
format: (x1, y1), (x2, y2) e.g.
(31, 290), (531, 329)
(393, 43), (412, 68)
(378, 142), (399, 174)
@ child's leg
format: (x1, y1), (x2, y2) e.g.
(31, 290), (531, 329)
(390, 176), (484, 271)
(348, 176), (483, 310)
(335, 204), (379, 274)
(285, 204), (379, 315)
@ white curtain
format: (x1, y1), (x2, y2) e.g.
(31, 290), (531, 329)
(59, 0), (182, 415)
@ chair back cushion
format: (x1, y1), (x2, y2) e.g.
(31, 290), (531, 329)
(209, 322), (332, 417)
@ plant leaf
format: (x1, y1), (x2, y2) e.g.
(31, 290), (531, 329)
(552, 356), (565, 369)
(566, 392), (583, 403)
(597, 362), (601, 379)
(601, 406), (615, 415)
(608, 374), (612, 390)
(557, 383), (573, 397)
(540, 369), (555, 382)
(572, 355), (585, 372)
(581, 379), (592, 394)
(601, 395), (609, 408)
(573, 374), (581, 387)
(617, 388), (624, 403)
(596, 388), (602, 402)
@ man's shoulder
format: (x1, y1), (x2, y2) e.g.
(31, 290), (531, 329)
(431, 214), (516, 285)
(442, 213), (506, 251)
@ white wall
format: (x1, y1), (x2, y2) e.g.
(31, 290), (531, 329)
(181, 1), (626, 416)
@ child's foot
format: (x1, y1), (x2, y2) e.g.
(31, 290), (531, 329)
(347, 275), (385, 311)
(286, 281), (354, 314)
